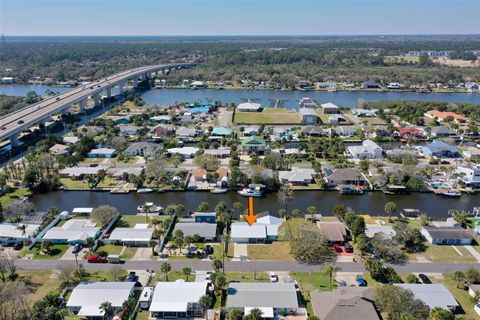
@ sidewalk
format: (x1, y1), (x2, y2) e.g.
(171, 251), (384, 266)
(464, 245), (480, 262)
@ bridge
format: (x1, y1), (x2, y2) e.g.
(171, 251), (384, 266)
(0, 63), (196, 146)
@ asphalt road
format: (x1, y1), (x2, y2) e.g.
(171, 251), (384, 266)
(15, 259), (480, 273)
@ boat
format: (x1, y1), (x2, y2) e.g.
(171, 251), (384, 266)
(238, 186), (262, 197)
(441, 190), (461, 197)
(137, 188), (154, 194)
(383, 185), (409, 195)
(137, 202), (163, 214)
(110, 189), (129, 194)
(339, 185), (364, 195)
(210, 188), (228, 194)
(401, 208), (421, 219)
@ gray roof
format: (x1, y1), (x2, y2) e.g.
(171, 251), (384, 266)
(422, 226), (473, 240)
(226, 283), (299, 309)
(395, 284), (459, 310)
(174, 222), (217, 238)
(326, 168), (366, 182)
(231, 223), (266, 239)
(299, 107), (317, 116)
(423, 141), (459, 154)
(123, 142), (159, 155)
(365, 225), (396, 238)
(109, 226), (154, 242)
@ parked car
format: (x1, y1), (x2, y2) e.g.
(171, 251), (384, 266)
(87, 255), (106, 263)
(107, 255), (121, 264)
(344, 242), (353, 253)
(269, 272), (279, 282)
(333, 243), (343, 252)
(72, 243), (83, 254)
(418, 273), (431, 284)
(13, 243), (23, 251)
(203, 245), (214, 255)
(125, 271), (137, 282)
(356, 275), (367, 286)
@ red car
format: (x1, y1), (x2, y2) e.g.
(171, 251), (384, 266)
(333, 244), (343, 253)
(87, 255), (107, 263)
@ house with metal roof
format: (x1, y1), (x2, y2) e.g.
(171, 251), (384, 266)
(278, 169), (316, 186)
(203, 147), (231, 158)
(124, 142), (159, 157)
(231, 214), (283, 243)
(365, 225), (396, 239)
(175, 127), (197, 140)
(347, 140), (383, 159)
(42, 219), (101, 244)
(320, 102), (339, 114)
(0, 223), (38, 246)
(109, 224), (154, 246)
(323, 167), (369, 188)
(167, 147), (200, 158)
(396, 284), (459, 312)
(226, 283), (305, 318)
(420, 226), (473, 245)
(237, 102), (262, 112)
(192, 212), (217, 223)
(211, 127), (233, 137)
(66, 282), (135, 318)
(174, 222), (217, 241)
(87, 147), (116, 158)
(419, 141), (461, 158)
(241, 136), (267, 154)
(149, 280), (208, 319)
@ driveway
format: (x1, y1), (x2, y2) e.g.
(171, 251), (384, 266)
(133, 247), (152, 261)
(464, 246), (480, 262)
(336, 272), (361, 287)
(232, 243), (249, 261)
(60, 246), (88, 261)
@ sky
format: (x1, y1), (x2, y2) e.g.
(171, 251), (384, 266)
(1, 0), (479, 36)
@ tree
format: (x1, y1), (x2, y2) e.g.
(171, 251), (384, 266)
(16, 224), (27, 239)
(288, 226), (334, 264)
(74, 264), (90, 281)
(91, 205), (117, 228)
(332, 204), (348, 221)
(392, 222), (426, 252)
(430, 308), (454, 320)
(405, 273), (418, 283)
(465, 267), (480, 284)
(84, 236), (95, 253)
(109, 265), (124, 281)
(226, 308), (244, 320)
(198, 295), (212, 319)
(370, 233), (406, 263)
(212, 259), (223, 273)
(384, 202), (397, 216)
(197, 202), (210, 212)
(213, 273), (228, 294)
(149, 239), (157, 255)
(194, 154), (220, 171)
(245, 308), (263, 320)
(41, 239), (53, 254)
(322, 263), (341, 290)
(375, 285), (430, 320)
(452, 211), (468, 227)
(160, 262), (172, 281)
(278, 184), (294, 212)
(0, 252), (17, 282)
(182, 267), (192, 281)
(419, 214), (429, 226)
(453, 271), (466, 288)
(306, 206), (317, 220)
(31, 291), (67, 320)
(99, 301), (113, 317)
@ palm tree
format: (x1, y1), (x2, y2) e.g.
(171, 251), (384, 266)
(148, 240), (157, 255)
(222, 234), (231, 272)
(198, 295), (212, 320)
(160, 262), (171, 281)
(453, 271), (466, 288)
(322, 263), (341, 290)
(182, 267), (192, 281)
(248, 308), (264, 320)
(16, 224), (27, 239)
(306, 206), (317, 221)
(85, 237), (95, 254)
(278, 184), (294, 213)
(212, 259), (223, 273)
(99, 301), (113, 318)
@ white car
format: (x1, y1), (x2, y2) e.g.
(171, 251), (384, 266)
(269, 272), (278, 282)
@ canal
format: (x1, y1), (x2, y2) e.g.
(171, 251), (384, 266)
(30, 190), (480, 218)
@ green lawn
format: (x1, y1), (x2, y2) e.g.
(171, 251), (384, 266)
(17, 270), (61, 302)
(96, 244), (123, 256)
(247, 242), (294, 261)
(118, 215), (152, 227)
(152, 270), (194, 283)
(134, 310), (150, 320)
(122, 247), (138, 260)
(19, 244), (69, 260)
(60, 178), (90, 190)
(235, 108), (301, 124)
(437, 274), (480, 320)
(408, 245), (477, 263)
(212, 243), (234, 261)
(290, 271), (336, 315)
(225, 272), (269, 282)
(0, 187), (31, 207)
(97, 176), (118, 188)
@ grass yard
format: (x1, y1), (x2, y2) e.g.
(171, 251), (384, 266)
(151, 270), (194, 283)
(81, 158), (105, 164)
(408, 244), (477, 263)
(384, 55), (420, 64)
(118, 215), (155, 227)
(247, 242), (294, 261)
(96, 244), (123, 256)
(290, 271), (337, 315)
(0, 187), (31, 207)
(60, 178), (90, 190)
(134, 310), (150, 320)
(437, 274), (480, 320)
(212, 243), (234, 261)
(122, 247), (138, 260)
(234, 108), (301, 124)
(97, 176), (118, 188)
(17, 270), (61, 302)
(225, 272), (270, 282)
(19, 244), (69, 260)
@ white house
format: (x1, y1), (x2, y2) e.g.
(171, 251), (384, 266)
(347, 140), (383, 159)
(237, 102), (262, 112)
(299, 108), (318, 124)
(42, 219), (100, 244)
(395, 284), (459, 312)
(455, 165), (480, 187)
(231, 214), (282, 243)
(149, 280), (208, 319)
(0, 223), (38, 246)
(320, 102), (339, 114)
(167, 147), (199, 158)
(421, 226), (473, 245)
(109, 224), (154, 246)
(66, 282), (135, 318)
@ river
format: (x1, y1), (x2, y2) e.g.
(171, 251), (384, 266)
(30, 190), (479, 218)
(1, 85), (480, 108)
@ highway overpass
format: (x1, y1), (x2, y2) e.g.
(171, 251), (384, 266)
(0, 63), (196, 146)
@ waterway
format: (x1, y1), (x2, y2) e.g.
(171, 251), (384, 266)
(1, 85), (479, 108)
(30, 190), (479, 218)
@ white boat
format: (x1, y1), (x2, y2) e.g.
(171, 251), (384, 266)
(110, 189), (129, 194)
(137, 202), (164, 214)
(238, 187), (262, 197)
(211, 188), (228, 194)
(137, 188), (154, 194)
(442, 191), (461, 197)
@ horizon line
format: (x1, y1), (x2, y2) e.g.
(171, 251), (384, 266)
(3, 33), (480, 37)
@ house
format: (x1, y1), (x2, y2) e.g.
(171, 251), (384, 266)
(175, 127), (197, 140)
(237, 102), (262, 112)
(83, 126), (105, 137)
(272, 148), (307, 157)
(149, 115), (172, 124)
(299, 108), (318, 124)
(320, 102), (339, 114)
(299, 97), (318, 108)
(174, 223), (217, 241)
(226, 283), (305, 318)
(425, 110), (468, 123)
(67, 282), (135, 319)
(365, 225), (396, 239)
(192, 168), (207, 182)
(106, 115), (132, 124)
(256, 214), (283, 241)
(316, 82), (338, 91)
(347, 140), (383, 159)
(109, 224), (154, 246)
(331, 126), (356, 137)
(241, 136), (267, 154)
(361, 81), (380, 89)
(1, 77), (14, 84)
(42, 219), (101, 244)
(106, 167), (143, 178)
(395, 127), (424, 139)
(420, 141), (461, 158)
(317, 219), (349, 244)
(431, 217), (461, 228)
(0, 223), (38, 246)
(421, 226), (473, 245)
(152, 125), (173, 140)
(468, 284), (480, 298)
(297, 80), (312, 91)
(395, 284), (459, 312)
(463, 147), (480, 160)
(211, 127), (233, 137)
(455, 165), (480, 187)
(429, 126), (456, 138)
(387, 82), (402, 89)
(189, 81), (207, 89)
(59, 166), (105, 179)
(87, 148), (116, 158)
(310, 287), (381, 320)
(63, 136), (80, 145)
(167, 147), (199, 158)
(119, 125), (142, 137)
(302, 126), (326, 137)
(124, 142), (159, 157)
(149, 281), (208, 319)
(351, 109), (378, 117)
(323, 168), (369, 187)
(49, 143), (70, 156)
(278, 169), (316, 185)
(231, 215), (282, 243)
(243, 126), (259, 136)
(204, 147), (231, 158)
(192, 212), (217, 223)
(465, 82), (479, 92)
(325, 114), (347, 124)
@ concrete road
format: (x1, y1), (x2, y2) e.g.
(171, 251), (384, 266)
(14, 259), (480, 274)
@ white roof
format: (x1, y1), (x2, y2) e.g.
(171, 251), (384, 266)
(257, 215), (283, 225)
(396, 284), (459, 310)
(72, 208), (94, 214)
(67, 282), (135, 313)
(321, 102), (339, 109)
(149, 281), (207, 312)
(43, 219), (100, 242)
(299, 107), (317, 116)
(109, 227), (154, 242)
(365, 225), (395, 238)
(78, 305), (104, 317)
(63, 136), (80, 144)
(238, 102), (262, 110)
(0, 223), (38, 239)
(231, 223), (266, 239)
(167, 147), (199, 155)
(88, 148), (116, 155)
